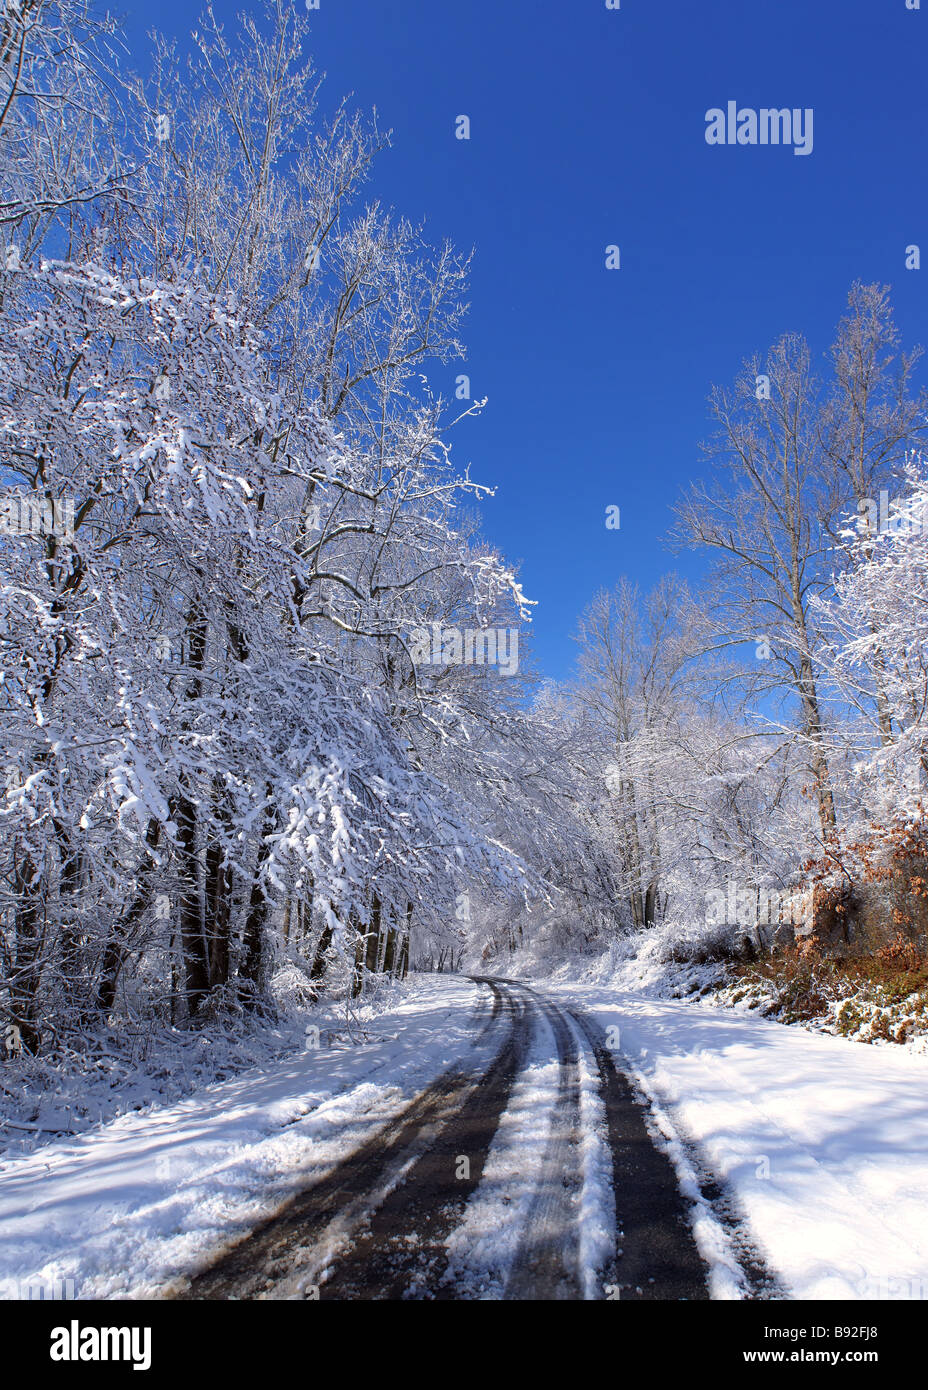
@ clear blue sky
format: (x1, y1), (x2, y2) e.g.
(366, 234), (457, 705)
(127, 0), (927, 682)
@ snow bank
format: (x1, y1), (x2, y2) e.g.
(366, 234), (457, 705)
(551, 983), (928, 1300)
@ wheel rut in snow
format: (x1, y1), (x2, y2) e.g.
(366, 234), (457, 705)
(176, 977), (724, 1301)
(565, 1001), (710, 1300)
(314, 979), (532, 1299)
(178, 979), (524, 1300)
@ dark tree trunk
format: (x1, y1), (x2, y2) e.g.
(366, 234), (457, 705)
(176, 596), (211, 1020)
(204, 792), (233, 990)
(176, 790), (211, 1019)
(10, 850), (43, 1054)
(95, 819), (161, 1016)
(238, 797), (276, 1010)
(53, 816), (84, 1014)
(399, 902), (413, 978)
(364, 894), (382, 973)
(350, 912), (365, 997)
(382, 922), (397, 976)
(309, 918), (333, 997)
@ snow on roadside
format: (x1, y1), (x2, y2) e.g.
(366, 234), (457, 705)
(0, 970), (428, 1159)
(616, 1055), (755, 1301)
(0, 976), (481, 1301)
(548, 982), (928, 1301)
(516, 929), (928, 1056)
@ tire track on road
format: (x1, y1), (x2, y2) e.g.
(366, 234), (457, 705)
(316, 980), (532, 1299)
(175, 976), (739, 1301)
(567, 1005), (710, 1300)
(177, 979), (522, 1300)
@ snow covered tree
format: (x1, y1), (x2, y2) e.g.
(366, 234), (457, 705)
(674, 284), (926, 850)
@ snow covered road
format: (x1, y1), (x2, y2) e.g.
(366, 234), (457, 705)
(555, 984), (928, 1301)
(1, 975), (926, 1301)
(180, 977), (707, 1300)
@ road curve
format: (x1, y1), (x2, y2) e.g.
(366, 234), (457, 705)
(175, 978), (714, 1300)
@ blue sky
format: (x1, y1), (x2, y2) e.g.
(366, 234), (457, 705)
(129, 0), (928, 682)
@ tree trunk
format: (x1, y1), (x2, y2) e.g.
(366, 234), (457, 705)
(365, 894), (382, 973)
(204, 789), (233, 990)
(176, 596), (211, 1019)
(350, 912), (366, 997)
(309, 919), (333, 997)
(95, 818), (161, 1016)
(238, 799), (276, 1010)
(10, 850), (43, 1054)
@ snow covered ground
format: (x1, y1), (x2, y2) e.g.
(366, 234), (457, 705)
(0, 976), (482, 1300)
(549, 982), (928, 1301)
(1, 970), (926, 1302)
(533, 926), (928, 1055)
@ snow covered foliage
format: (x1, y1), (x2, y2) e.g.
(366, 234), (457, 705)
(822, 452), (928, 820)
(0, 249), (522, 1039)
(4, 0), (927, 1073)
(0, 1), (594, 1054)
(550, 285), (928, 995)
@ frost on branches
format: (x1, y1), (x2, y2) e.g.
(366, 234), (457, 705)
(0, 252), (537, 1048)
